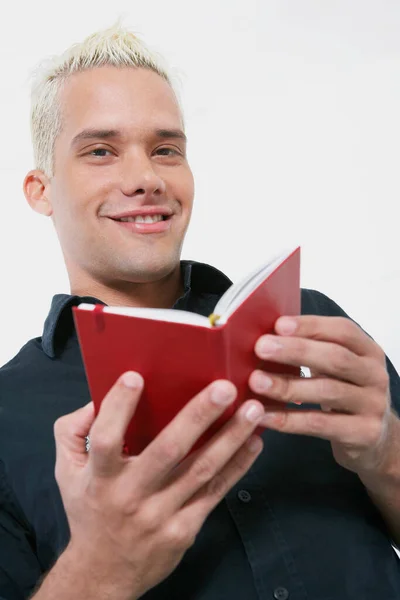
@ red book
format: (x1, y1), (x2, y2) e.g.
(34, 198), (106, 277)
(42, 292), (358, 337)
(73, 247), (301, 455)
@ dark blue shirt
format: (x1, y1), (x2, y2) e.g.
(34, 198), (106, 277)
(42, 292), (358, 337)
(0, 260), (399, 599)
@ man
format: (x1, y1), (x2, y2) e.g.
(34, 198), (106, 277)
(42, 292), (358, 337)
(0, 23), (399, 600)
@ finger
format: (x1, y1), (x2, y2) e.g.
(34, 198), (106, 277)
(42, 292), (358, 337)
(170, 434), (263, 538)
(249, 370), (374, 414)
(134, 380), (240, 493)
(89, 371), (144, 477)
(54, 402), (95, 462)
(260, 409), (377, 445)
(153, 398), (265, 513)
(255, 334), (379, 386)
(274, 315), (383, 359)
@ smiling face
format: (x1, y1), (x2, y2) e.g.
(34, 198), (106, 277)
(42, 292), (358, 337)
(39, 66), (194, 291)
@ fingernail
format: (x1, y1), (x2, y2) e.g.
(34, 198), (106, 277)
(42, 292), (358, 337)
(122, 371), (143, 389)
(245, 403), (264, 422)
(257, 338), (282, 357)
(277, 317), (297, 335)
(246, 435), (263, 453)
(251, 371), (273, 393)
(211, 381), (236, 405)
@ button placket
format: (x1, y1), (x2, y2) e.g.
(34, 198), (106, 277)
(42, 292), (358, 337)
(273, 586), (289, 600)
(237, 489), (252, 503)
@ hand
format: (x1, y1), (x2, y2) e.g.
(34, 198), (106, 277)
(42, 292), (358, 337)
(53, 373), (265, 599)
(248, 315), (395, 476)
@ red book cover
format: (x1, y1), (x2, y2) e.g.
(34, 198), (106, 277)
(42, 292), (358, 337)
(73, 247), (301, 455)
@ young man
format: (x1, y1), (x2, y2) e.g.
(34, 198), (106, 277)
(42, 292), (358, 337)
(0, 24), (399, 600)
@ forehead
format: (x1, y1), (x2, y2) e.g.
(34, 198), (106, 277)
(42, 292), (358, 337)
(58, 66), (183, 138)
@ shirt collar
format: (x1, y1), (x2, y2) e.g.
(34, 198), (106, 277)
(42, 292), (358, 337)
(41, 260), (232, 358)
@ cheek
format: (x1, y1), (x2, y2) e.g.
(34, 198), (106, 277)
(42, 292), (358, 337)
(53, 167), (106, 214)
(176, 169), (195, 209)
(50, 183), (94, 236)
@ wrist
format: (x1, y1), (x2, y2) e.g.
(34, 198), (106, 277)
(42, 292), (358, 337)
(36, 542), (140, 600)
(358, 412), (400, 497)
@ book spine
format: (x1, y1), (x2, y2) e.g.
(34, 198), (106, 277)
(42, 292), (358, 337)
(204, 323), (230, 381)
(187, 325), (236, 454)
(211, 322), (240, 411)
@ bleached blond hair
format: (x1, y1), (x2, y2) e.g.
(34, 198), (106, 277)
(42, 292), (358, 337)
(30, 22), (177, 177)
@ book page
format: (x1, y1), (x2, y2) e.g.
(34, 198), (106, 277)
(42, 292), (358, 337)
(214, 248), (296, 324)
(77, 304), (211, 327)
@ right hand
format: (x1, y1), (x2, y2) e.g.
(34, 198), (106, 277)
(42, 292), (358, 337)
(54, 372), (265, 599)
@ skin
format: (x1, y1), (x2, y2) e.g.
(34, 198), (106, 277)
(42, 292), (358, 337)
(21, 64), (400, 597)
(24, 66), (194, 308)
(36, 376), (266, 599)
(250, 314), (400, 545)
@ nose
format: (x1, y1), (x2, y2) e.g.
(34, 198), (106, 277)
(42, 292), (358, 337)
(119, 151), (167, 198)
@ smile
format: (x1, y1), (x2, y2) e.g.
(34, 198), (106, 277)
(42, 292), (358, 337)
(114, 214), (168, 224)
(109, 215), (172, 234)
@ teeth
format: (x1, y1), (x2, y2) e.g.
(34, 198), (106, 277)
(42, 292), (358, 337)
(118, 215), (165, 223)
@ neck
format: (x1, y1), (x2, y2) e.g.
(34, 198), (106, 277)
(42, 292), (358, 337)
(69, 264), (184, 309)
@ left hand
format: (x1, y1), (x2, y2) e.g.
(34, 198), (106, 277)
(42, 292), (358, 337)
(249, 315), (396, 476)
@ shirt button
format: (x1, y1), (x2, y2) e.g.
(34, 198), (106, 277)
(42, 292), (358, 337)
(237, 489), (252, 502)
(273, 587), (289, 600)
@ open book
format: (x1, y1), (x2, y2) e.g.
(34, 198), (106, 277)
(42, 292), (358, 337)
(73, 246), (301, 455)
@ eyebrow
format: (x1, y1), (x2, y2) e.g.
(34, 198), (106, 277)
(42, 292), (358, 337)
(71, 127), (187, 148)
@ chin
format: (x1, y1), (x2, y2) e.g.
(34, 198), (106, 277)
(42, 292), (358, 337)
(112, 256), (180, 283)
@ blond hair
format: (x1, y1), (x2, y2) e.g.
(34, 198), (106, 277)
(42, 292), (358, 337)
(30, 22), (177, 177)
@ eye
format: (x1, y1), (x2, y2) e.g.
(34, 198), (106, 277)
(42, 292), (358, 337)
(155, 147), (181, 157)
(88, 147), (113, 157)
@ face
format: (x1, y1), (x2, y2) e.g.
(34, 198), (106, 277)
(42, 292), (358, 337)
(39, 66), (194, 287)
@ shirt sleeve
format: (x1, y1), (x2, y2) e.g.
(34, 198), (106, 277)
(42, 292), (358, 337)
(0, 462), (43, 599)
(301, 288), (400, 415)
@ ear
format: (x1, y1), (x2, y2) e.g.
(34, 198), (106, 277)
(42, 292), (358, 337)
(23, 170), (53, 216)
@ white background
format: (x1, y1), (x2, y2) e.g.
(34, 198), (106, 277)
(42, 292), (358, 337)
(0, 0), (398, 374)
